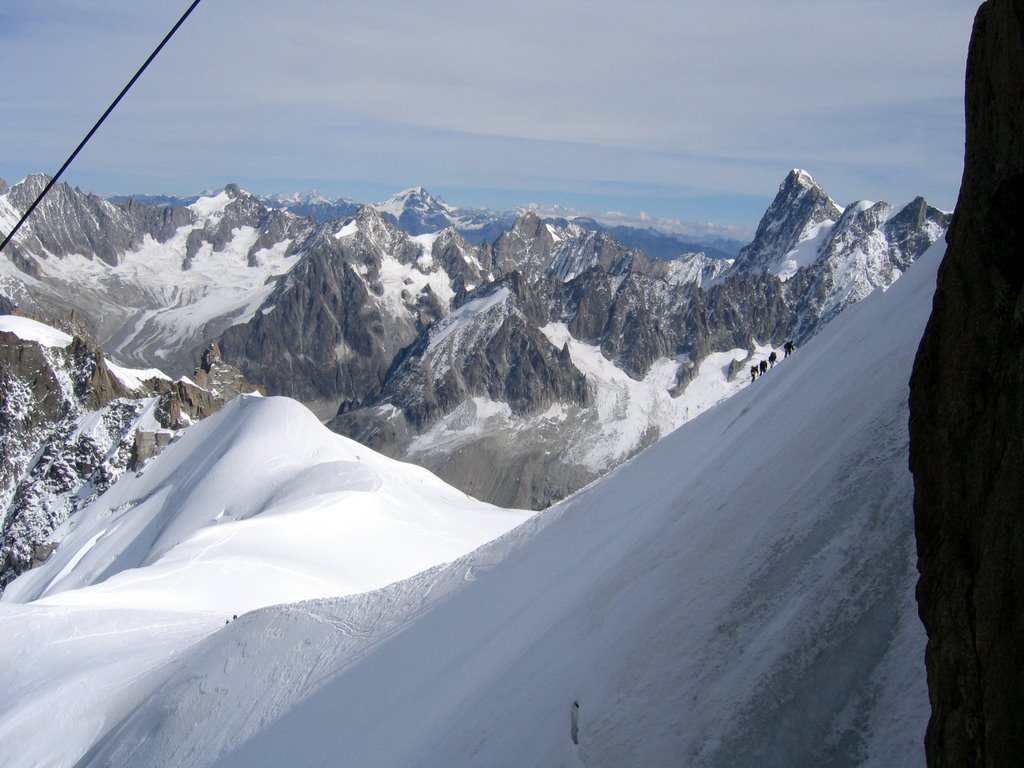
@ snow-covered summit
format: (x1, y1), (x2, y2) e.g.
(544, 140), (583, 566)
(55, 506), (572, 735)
(372, 187), (513, 239)
(725, 169), (949, 337)
(374, 186), (449, 220)
(4, 394), (529, 613)
(730, 168), (843, 277)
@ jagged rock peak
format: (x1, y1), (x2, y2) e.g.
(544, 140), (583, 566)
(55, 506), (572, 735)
(8, 173), (50, 203)
(511, 210), (547, 236)
(730, 169), (843, 276)
(200, 341), (223, 372)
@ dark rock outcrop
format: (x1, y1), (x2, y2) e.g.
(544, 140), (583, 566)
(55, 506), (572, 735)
(217, 215), (428, 417)
(909, 1), (1024, 766)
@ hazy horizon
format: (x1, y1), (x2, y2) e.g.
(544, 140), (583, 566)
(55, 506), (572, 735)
(0, 1), (978, 229)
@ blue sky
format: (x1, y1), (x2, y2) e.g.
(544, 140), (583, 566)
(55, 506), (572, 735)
(0, 1), (978, 232)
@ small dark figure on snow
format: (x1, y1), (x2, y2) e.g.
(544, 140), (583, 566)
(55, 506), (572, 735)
(750, 365), (758, 383)
(759, 359), (768, 376)
(768, 351), (777, 367)
(784, 340), (795, 358)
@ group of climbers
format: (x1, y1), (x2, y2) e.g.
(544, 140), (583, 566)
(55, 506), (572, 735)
(749, 340), (794, 383)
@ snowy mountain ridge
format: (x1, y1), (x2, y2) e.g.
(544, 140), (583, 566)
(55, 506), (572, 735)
(4, 394), (528, 612)
(0, 315), (262, 590)
(728, 169), (948, 286)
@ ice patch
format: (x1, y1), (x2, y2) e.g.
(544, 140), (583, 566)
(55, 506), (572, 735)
(427, 287), (509, 352)
(0, 315), (73, 347)
(106, 361), (171, 392)
(188, 190), (232, 220)
(335, 220), (359, 238)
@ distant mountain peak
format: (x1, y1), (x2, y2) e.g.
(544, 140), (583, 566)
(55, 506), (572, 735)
(729, 170), (843, 276)
(375, 186), (450, 219)
(787, 167), (818, 188)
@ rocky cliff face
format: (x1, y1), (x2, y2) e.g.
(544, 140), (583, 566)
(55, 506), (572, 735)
(0, 179), (317, 375)
(909, 1), (1024, 766)
(0, 174), (192, 267)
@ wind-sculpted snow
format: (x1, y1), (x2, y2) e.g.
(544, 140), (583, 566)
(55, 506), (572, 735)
(3, 395), (528, 613)
(2, 244), (943, 768)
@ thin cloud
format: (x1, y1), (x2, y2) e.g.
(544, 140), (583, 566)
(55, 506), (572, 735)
(0, 0), (979, 225)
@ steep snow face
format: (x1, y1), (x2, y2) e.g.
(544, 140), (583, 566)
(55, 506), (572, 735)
(426, 287), (510, 354)
(3, 395), (528, 613)
(0, 241), (941, 767)
(770, 217), (836, 281)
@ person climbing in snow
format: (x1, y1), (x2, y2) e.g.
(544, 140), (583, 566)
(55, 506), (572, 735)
(750, 365), (759, 383)
(768, 351), (777, 367)
(784, 340), (795, 358)
(759, 359), (768, 376)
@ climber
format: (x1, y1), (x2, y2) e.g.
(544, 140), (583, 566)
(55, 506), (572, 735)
(750, 365), (759, 383)
(784, 340), (795, 358)
(768, 351), (777, 367)
(759, 359), (768, 376)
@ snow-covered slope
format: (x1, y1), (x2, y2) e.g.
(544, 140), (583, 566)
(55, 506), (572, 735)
(4, 395), (528, 613)
(0, 238), (942, 766)
(0, 315), (264, 591)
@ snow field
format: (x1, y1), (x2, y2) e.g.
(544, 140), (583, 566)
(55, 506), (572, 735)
(0, 238), (945, 767)
(4, 395), (529, 614)
(11, 244), (942, 767)
(0, 315), (73, 347)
